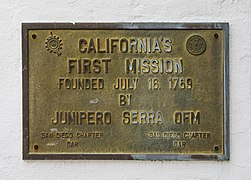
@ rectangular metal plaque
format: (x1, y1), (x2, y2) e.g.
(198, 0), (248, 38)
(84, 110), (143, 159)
(22, 23), (229, 160)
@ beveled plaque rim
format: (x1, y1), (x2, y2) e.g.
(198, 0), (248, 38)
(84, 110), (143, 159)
(22, 22), (229, 161)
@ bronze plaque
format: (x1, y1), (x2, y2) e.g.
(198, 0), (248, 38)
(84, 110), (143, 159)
(22, 23), (229, 160)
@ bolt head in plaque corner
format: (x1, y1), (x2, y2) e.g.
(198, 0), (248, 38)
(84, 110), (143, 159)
(186, 35), (206, 56)
(45, 32), (63, 56)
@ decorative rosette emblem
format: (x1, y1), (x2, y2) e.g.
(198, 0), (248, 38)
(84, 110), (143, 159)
(186, 35), (206, 56)
(45, 32), (63, 56)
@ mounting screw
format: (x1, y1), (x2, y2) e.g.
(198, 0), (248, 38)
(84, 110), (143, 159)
(34, 144), (39, 150)
(213, 145), (219, 151)
(32, 34), (37, 39)
(214, 33), (219, 39)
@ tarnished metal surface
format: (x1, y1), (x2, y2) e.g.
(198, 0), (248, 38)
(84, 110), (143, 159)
(22, 23), (229, 160)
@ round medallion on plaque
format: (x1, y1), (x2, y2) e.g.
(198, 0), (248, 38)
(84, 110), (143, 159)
(45, 32), (63, 56)
(186, 35), (206, 55)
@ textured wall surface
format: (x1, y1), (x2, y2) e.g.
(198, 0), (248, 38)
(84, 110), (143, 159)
(0, 0), (251, 179)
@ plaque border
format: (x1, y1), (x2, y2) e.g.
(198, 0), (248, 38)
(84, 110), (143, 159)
(22, 22), (229, 160)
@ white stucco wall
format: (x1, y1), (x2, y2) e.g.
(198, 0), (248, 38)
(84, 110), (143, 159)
(0, 0), (251, 179)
